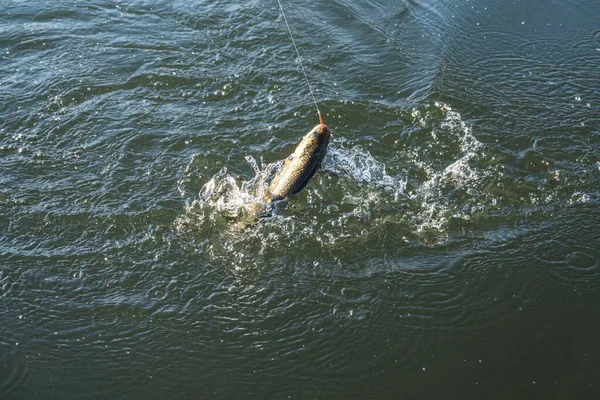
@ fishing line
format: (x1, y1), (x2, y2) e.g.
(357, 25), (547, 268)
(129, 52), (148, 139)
(276, 0), (323, 124)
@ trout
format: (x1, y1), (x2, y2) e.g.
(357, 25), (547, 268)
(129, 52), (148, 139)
(263, 121), (331, 203)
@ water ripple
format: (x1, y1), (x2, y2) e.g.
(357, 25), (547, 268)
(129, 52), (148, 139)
(0, 323), (29, 399)
(2, 0), (600, 397)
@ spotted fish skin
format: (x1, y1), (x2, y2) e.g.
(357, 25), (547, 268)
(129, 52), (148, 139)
(264, 124), (330, 202)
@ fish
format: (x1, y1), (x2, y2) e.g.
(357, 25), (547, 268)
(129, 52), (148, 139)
(263, 119), (331, 203)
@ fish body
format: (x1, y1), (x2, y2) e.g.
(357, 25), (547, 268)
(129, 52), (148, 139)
(264, 123), (330, 203)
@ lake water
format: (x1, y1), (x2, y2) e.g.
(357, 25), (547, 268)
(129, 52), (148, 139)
(1, 0), (599, 398)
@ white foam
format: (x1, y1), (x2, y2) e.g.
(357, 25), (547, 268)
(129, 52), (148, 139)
(325, 141), (406, 200)
(409, 102), (489, 236)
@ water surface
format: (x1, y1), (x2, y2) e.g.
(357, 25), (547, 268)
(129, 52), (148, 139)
(1, 0), (599, 398)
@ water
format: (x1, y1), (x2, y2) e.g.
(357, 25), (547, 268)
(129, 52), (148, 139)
(1, 0), (599, 398)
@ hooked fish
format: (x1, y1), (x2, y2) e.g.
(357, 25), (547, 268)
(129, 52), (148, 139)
(263, 118), (331, 203)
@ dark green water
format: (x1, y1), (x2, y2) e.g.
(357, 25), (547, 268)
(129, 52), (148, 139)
(2, 0), (599, 398)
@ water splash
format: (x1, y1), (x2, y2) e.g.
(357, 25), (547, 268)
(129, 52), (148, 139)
(175, 102), (493, 257)
(176, 100), (590, 264)
(178, 141), (402, 226)
(175, 132), (406, 269)
(407, 102), (491, 236)
(325, 140), (406, 200)
(198, 156), (281, 220)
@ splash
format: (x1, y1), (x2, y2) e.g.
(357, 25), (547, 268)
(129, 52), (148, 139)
(198, 156), (280, 220)
(175, 139), (405, 270)
(325, 140), (406, 200)
(178, 142), (402, 226)
(175, 102), (501, 265)
(408, 102), (490, 236)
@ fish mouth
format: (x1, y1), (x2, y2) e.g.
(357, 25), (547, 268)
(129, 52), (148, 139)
(314, 123), (330, 137)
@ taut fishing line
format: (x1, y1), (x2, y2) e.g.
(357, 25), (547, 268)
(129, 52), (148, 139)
(276, 0), (323, 123)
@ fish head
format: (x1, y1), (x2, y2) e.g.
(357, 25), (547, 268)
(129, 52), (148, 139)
(309, 123), (331, 144)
